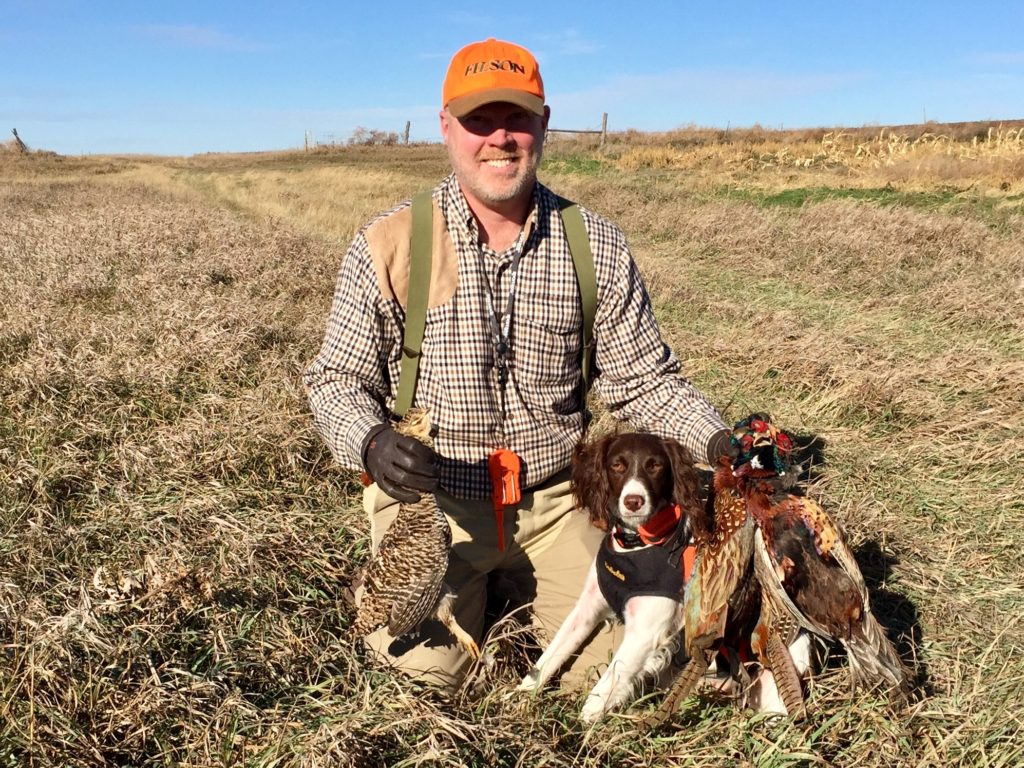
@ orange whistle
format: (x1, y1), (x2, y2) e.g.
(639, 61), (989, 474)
(488, 449), (522, 551)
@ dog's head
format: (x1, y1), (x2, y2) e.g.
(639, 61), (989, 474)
(571, 432), (701, 532)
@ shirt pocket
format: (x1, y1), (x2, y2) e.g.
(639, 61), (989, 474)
(512, 267), (584, 408)
(513, 312), (582, 399)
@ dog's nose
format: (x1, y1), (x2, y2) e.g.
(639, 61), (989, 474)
(623, 494), (645, 512)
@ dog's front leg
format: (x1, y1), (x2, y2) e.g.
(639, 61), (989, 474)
(747, 631), (815, 715)
(581, 596), (682, 723)
(518, 563), (611, 693)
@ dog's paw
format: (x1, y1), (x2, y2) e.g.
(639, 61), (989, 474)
(580, 694), (607, 723)
(516, 669), (542, 692)
(747, 668), (789, 716)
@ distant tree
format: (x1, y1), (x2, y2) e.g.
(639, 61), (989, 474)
(347, 126), (400, 146)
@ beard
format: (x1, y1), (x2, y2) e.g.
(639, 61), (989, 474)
(447, 145), (542, 207)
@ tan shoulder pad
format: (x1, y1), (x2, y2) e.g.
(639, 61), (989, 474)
(363, 200), (458, 309)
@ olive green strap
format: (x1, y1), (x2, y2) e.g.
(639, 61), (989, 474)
(394, 191), (433, 417)
(558, 198), (597, 390)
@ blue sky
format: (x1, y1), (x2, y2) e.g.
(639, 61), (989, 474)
(3, 0), (1023, 156)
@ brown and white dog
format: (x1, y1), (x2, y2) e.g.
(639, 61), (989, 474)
(518, 432), (701, 722)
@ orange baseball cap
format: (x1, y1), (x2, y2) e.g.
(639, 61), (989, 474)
(443, 38), (545, 118)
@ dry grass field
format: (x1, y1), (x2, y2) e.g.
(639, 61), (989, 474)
(2, 121), (1023, 767)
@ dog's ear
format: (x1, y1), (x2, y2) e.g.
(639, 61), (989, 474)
(571, 436), (613, 531)
(661, 438), (701, 514)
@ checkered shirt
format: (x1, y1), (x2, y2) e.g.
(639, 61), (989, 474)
(304, 174), (726, 498)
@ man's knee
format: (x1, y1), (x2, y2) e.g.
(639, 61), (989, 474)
(361, 620), (475, 692)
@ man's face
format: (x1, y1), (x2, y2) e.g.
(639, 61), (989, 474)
(440, 101), (550, 211)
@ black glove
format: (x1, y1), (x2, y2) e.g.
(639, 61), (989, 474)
(362, 423), (439, 503)
(705, 429), (739, 465)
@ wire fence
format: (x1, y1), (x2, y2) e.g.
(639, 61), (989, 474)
(548, 113), (608, 146)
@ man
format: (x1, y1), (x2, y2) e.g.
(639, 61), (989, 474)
(304, 38), (732, 690)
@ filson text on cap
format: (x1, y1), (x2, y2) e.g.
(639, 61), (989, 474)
(464, 59), (527, 76)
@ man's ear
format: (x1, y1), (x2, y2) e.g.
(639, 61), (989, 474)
(439, 109), (450, 145)
(542, 105), (551, 132)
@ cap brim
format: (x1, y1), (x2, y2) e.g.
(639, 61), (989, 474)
(446, 89), (545, 118)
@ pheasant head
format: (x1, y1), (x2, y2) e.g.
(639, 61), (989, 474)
(731, 413), (794, 479)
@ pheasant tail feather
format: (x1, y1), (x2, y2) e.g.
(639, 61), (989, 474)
(845, 616), (911, 701)
(643, 653), (710, 730)
(765, 631), (807, 719)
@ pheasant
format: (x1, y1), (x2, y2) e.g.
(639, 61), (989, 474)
(646, 414), (910, 727)
(732, 414), (911, 700)
(644, 448), (807, 728)
(351, 408), (479, 659)
(642, 458), (759, 728)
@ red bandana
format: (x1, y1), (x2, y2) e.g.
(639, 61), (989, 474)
(610, 503), (697, 582)
(636, 503), (683, 545)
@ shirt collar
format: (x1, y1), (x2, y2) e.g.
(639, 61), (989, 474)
(440, 173), (543, 249)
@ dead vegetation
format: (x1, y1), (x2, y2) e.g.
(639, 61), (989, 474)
(549, 119), (1024, 196)
(1, 121), (1022, 766)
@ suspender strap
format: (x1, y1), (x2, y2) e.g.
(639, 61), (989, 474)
(394, 191), (433, 417)
(557, 197), (597, 390)
(395, 192), (597, 415)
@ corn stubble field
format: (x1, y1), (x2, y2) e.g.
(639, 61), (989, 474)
(1, 122), (1023, 767)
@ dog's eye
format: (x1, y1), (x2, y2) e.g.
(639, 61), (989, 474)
(646, 459), (664, 474)
(610, 459), (626, 473)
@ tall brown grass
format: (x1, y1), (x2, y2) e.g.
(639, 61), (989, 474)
(550, 119), (1024, 193)
(1, 120), (1022, 767)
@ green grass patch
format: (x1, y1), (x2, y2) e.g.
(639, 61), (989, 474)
(716, 185), (958, 210)
(712, 184), (1024, 229)
(542, 152), (609, 176)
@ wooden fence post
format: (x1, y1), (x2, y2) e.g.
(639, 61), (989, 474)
(403, 121), (411, 145)
(600, 113), (607, 147)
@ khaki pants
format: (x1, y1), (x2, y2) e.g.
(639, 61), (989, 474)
(359, 472), (623, 691)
